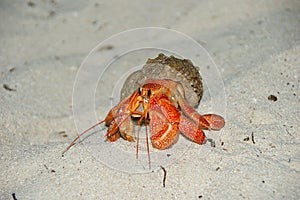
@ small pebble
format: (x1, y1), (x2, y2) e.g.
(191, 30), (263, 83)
(268, 95), (277, 101)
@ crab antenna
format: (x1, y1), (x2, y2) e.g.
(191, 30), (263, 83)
(145, 120), (151, 169)
(136, 116), (145, 160)
(62, 119), (106, 155)
(136, 125), (140, 159)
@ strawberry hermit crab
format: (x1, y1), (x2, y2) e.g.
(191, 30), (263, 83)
(63, 54), (225, 164)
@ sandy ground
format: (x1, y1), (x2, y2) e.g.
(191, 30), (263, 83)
(1, 0), (300, 199)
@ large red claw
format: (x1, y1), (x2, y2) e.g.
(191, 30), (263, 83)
(202, 114), (225, 130)
(149, 94), (181, 150)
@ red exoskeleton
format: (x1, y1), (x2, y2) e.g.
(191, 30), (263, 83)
(63, 78), (225, 166)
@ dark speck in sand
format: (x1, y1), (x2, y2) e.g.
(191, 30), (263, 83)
(3, 84), (16, 92)
(12, 193), (18, 200)
(98, 45), (114, 51)
(268, 94), (277, 101)
(27, 1), (35, 7)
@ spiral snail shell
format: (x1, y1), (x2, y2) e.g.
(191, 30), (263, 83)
(121, 53), (203, 108)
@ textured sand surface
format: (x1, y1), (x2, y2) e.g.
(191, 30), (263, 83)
(1, 0), (299, 199)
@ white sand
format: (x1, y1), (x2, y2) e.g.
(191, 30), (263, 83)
(1, 0), (299, 199)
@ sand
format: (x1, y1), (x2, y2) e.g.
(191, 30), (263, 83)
(1, 0), (299, 199)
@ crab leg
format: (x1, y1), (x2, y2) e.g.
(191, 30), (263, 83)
(177, 97), (224, 130)
(177, 97), (210, 129)
(105, 119), (120, 142)
(179, 116), (206, 144)
(201, 114), (225, 131)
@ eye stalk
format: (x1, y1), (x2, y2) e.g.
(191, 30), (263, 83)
(138, 87), (142, 95)
(137, 87), (151, 100)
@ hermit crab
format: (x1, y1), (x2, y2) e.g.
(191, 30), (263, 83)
(63, 54), (225, 163)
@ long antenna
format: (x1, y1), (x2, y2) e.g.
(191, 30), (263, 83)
(145, 120), (151, 169)
(62, 120), (106, 155)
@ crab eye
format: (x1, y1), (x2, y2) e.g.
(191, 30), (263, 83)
(147, 89), (151, 97)
(138, 87), (142, 95)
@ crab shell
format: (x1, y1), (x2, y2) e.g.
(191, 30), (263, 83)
(120, 53), (203, 108)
